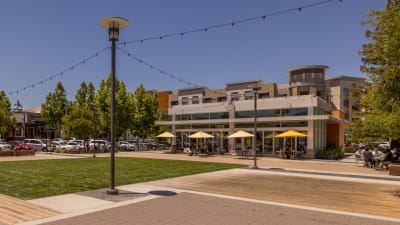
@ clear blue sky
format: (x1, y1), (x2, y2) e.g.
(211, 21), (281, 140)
(0, 0), (385, 108)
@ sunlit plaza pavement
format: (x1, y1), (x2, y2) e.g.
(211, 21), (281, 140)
(2, 152), (400, 225)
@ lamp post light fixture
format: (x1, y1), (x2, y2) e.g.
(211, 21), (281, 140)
(249, 84), (261, 169)
(100, 16), (129, 195)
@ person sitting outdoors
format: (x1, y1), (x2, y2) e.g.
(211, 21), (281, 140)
(363, 148), (374, 168)
(372, 147), (383, 169)
(284, 145), (291, 159)
(392, 148), (399, 163)
(381, 149), (394, 170)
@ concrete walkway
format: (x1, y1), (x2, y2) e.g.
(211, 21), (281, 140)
(1, 152), (400, 225)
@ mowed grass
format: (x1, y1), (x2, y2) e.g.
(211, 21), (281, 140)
(0, 157), (243, 200)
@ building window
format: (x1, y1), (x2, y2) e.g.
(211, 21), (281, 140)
(192, 96), (199, 104)
(259, 93), (270, 99)
(203, 98), (212, 103)
(176, 114), (191, 121)
(217, 96), (227, 102)
(231, 92), (240, 101)
(171, 101), (178, 106)
(244, 90), (253, 100)
(235, 111), (254, 118)
(181, 97), (188, 105)
(281, 108), (308, 116)
(192, 113), (209, 120)
(210, 112), (229, 119)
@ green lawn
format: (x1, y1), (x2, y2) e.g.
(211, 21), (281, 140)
(0, 157), (243, 199)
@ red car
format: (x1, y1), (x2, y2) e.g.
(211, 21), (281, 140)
(8, 140), (33, 150)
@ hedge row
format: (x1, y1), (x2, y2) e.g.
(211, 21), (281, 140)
(0, 150), (35, 157)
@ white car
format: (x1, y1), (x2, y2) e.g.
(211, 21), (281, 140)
(64, 141), (82, 150)
(0, 140), (11, 151)
(378, 142), (390, 149)
(88, 140), (110, 151)
(117, 141), (136, 151)
(25, 139), (47, 151)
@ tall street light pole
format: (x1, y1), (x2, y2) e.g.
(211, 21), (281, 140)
(100, 17), (129, 195)
(249, 84), (261, 169)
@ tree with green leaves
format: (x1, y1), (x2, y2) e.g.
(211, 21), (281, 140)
(350, 1), (400, 142)
(62, 103), (93, 140)
(41, 82), (68, 137)
(75, 81), (88, 107)
(95, 74), (134, 138)
(62, 82), (98, 140)
(131, 84), (159, 138)
(0, 90), (16, 137)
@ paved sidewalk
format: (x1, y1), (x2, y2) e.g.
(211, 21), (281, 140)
(34, 192), (400, 225)
(18, 168), (400, 225)
(2, 152), (400, 225)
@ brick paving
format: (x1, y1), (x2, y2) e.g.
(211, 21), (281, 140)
(0, 194), (58, 225)
(2, 152), (400, 225)
(40, 192), (399, 225)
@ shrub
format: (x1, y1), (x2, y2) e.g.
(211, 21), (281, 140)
(343, 146), (357, 153)
(16, 150), (35, 156)
(315, 145), (344, 160)
(0, 150), (34, 157)
(0, 151), (13, 156)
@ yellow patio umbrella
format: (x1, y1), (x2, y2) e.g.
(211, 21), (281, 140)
(188, 131), (214, 155)
(227, 130), (254, 138)
(275, 130), (307, 158)
(188, 131), (214, 139)
(156, 131), (176, 152)
(275, 130), (307, 138)
(156, 131), (176, 138)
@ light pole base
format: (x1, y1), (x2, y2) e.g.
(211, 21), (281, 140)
(251, 165), (259, 169)
(106, 189), (119, 195)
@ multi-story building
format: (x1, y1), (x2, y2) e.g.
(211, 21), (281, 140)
(156, 65), (364, 158)
(10, 107), (48, 139)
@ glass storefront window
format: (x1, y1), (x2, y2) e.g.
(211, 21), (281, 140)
(281, 108), (308, 116)
(192, 113), (209, 120)
(281, 121), (307, 127)
(176, 114), (191, 121)
(235, 111), (254, 118)
(176, 125), (191, 129)
(210, 112), (229, 119)
(257, 122), (281, 127)
(235, 123), (255, 128)
(258, 109), (280, 117)
(192, 124), (211, 129)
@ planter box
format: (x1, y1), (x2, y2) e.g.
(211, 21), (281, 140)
(389, 164), (400, 176)
(0, 150), (35, 157)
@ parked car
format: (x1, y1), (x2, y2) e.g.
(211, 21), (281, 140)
(69, 140), (85, 149)
(88, 140), (110, 151)
(0, 139), (12, 151)
(378, 141), (390, 149)
(25, 139), (47, 151)
(64, 141), (82, 150)
(117, 141), (136, 151)
(7, 140), (32, 150)
(49, 141), (66, 151)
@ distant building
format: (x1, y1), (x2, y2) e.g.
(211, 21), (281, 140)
(156, 65), (364, 158)
(9, 107), (49, 139)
